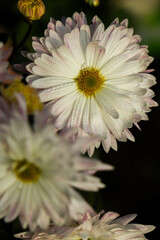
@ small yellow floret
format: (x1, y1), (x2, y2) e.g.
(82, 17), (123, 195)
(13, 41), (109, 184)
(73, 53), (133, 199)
(18, 0), (45, 22)
(1, 80), (43, 114)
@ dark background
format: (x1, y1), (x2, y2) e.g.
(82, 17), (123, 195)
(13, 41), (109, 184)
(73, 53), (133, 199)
(0, 0), (160, 239)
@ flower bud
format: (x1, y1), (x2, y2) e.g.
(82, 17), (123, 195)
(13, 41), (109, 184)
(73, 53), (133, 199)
(18, 0), (45, 22)
(85, 0), (100, 7)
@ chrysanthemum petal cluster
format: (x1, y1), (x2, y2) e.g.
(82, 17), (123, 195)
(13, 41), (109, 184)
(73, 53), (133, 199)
(0, 95), (113, 231)
(15, 211), (155, 240)
(16, 12), (157, 156)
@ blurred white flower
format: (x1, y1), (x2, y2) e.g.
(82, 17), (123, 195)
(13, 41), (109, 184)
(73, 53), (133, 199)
(0, 41), (21, 83)
(0, 95), (113, 231)
(0, 93), (27, 126)
(15, 12), (157, 155)
(15, 211), (155, 240)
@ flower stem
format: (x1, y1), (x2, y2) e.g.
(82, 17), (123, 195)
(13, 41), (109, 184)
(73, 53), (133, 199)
(10, 23), (32, 62)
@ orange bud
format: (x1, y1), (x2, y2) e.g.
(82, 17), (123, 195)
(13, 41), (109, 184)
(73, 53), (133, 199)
(18, 0), (45, 22)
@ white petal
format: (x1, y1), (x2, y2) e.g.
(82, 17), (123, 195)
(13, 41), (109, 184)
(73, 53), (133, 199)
(102, 135), (118, 153)
(95, 90), (119, 119)
(120, 18), (129, 28)
(45, 35), (62, 52)
(99, 25), (116, 48)
(0, 179), (19, 210)
(73, 12), (87, 27)
(68, 189), (95, 221)
(79, 25), (91, 55)
(67, 93), (86, 127)
(0, 174), (17, 195)
(64, 28), (85, 65)
(106, 60), (149, 78)
(92, 22), (105, 41)
(106, 74), (142, 86)
(30, 76), (74, 88)
(39, 83), (76, 102)
(101, 211), (120, 224)
(112, 214), (137, 225)
(90, 15), (102, 37)
(100, 46), (147, 75)
(26, 63), (35, 74)
(33, 53), (78, 78)
(55, 20), (69, 38)
(103, 85), (146, 112)
(57, 45), (80, 73)
(26, 75), (41, 84)
(50, 90), (79, 116)
(86, 42), (106, 69)
(102, 26), (130, 59)
(32, 39), (48, 54)
(102, 110), (123, 140)
(97, 86), (136, 117)
(55, 105), (73, 130)
(82, 97), (92, 134)
(69, 174), (105, 191)
(89, 97), (107, 138)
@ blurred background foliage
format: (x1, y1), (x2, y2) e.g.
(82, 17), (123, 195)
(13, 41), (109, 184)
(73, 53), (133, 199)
(0, 0), (160, 239)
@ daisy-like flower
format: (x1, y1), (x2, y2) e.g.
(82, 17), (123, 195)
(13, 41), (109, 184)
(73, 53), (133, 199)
(0, 41), (21, 83)
(15, 211), (155, 240)
(0, 95), (113, 231)
(16, 12), (157, 155)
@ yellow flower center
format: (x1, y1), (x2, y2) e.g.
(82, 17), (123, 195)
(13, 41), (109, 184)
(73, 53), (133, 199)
(74, 68), (105, 97)
(1, 80), (43, 114)
(13, 159), (41, 183)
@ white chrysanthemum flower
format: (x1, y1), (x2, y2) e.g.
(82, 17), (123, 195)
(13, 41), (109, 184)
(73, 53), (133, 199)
(0, 96), (113, 231)
(15, 12), (158, 155)
(15, 211), (155, 240)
